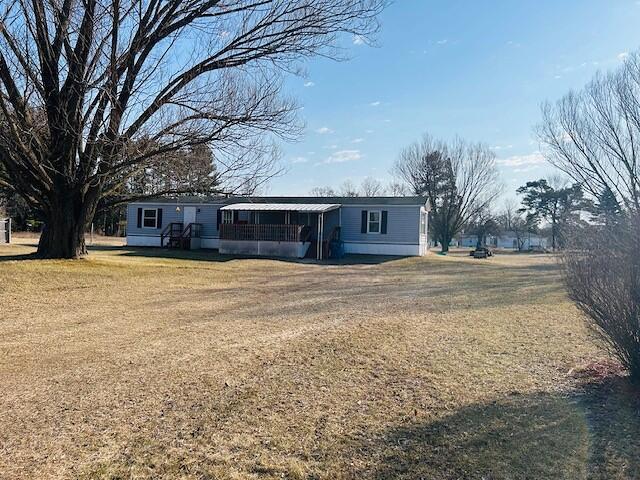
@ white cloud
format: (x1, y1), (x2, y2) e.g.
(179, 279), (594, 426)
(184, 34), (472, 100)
(315, 126), (333, 134)
(496, 152), (546, 168)
(513, 165), (540, 173)
(369, 101), (381, 107)
(353, 34), (365, 45)
(492, 144), (513, 151)
(323, 144), (338, 150)
(618, 52), (630, 61)
(324, 149), (362, 164)
(290, 156), (308, 164)
(365, 129), (374, 134)
(303, 81), (315, 87)
(351, 138), (364, 144)
(436, 39), (448, 45)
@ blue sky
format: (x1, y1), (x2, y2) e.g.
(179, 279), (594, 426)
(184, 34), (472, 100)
(267, 0), (640, 201)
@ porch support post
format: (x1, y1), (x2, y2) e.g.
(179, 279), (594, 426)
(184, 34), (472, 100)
(317, 214), (321, 260)
(320, 212), (324, 260)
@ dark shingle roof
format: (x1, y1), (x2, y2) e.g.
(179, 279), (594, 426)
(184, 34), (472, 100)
(134, 195), (429, 206)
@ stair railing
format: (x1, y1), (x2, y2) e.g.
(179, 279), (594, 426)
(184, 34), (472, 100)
(161, 222), (183, 247)
(179, 223), (203, 249)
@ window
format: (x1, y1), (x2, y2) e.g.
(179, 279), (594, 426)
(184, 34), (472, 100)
(368, 210), (381, 233)
(420, 212), (427, 235)
(142, 208), (158, 228)
(222, 210), (234, 224)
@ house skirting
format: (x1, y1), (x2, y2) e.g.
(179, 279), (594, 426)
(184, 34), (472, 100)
(126, 236), (426, 257)
(127, 234), (162, 247)
(127, 235), (219, 249)
(219, 239), (310, 258)
(343, 241), (425, 256)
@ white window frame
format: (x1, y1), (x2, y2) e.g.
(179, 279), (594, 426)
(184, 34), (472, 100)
(367, 210), (381, 234)
(420, 211), (427, 235)
(142, 208), (158, 229)
(222, 210), (234, 224)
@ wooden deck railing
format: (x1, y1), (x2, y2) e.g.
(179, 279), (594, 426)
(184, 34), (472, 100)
(220, 224), (305, 242)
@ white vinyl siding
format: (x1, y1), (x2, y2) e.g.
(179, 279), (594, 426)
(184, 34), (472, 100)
(341, 205), (421, 245)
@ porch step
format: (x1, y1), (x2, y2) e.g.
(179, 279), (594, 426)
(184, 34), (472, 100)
(305, 240), (329, 259)
(168, 236), (183, 249)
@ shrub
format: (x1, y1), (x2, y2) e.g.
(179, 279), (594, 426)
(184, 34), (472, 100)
(564, 213), (640, 382)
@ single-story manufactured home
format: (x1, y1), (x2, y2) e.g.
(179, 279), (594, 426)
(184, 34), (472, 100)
(458, 231), (549, 251)
(126, 196), (430, 259)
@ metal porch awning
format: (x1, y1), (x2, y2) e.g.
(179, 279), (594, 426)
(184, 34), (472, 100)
(220, 203), (341, 213)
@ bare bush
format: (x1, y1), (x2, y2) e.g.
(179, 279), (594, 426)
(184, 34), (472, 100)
(564, 213), (640, 382)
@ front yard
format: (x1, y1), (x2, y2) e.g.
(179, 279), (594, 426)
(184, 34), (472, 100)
(0, 239), (638, 479)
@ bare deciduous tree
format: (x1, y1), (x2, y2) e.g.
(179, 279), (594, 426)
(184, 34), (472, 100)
(308, 186), (337, 197)
(387, 180), (409, 197)
(359, 176), (385, 196)
(310, 177), (388, 197)
(338, 179), (359, 197)
(497, 199), (534, 251)
(393, 134), (501, 252)
(537, 51), (640, 211)
(0, 0), (384, 258)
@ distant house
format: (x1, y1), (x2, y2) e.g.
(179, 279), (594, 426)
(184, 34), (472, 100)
(459, 231), (548, 251)
(126, 196), (430, 259)
(0, 217), (10, 244)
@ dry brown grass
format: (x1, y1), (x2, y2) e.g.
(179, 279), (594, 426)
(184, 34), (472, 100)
(1, 239), (638, 479)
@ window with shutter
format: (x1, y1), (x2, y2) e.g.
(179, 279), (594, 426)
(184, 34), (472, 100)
(367, 210), (381, 234)
(142, 208), (158, 228)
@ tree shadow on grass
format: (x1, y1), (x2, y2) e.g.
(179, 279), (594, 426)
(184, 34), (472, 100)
(0, 252), (39, 262)
(343, 378), (640, 480)
(578, 376), (640, 479)
(115, 246), (406, 265)
(347, 393), (589, 480)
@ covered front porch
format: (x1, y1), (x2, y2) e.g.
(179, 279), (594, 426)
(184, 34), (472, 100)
(218, 203), (341, 259)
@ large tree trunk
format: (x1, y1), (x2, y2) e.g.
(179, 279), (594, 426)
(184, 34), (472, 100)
(439, 234), (450, 253)
(36, 194), (94, 259)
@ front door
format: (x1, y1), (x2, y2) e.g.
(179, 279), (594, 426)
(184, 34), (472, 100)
(183, 206), (197, 226)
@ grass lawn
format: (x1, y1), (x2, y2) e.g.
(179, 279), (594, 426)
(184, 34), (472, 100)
(1, 238), (639, 479)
